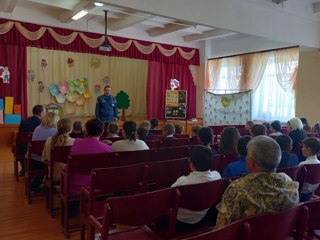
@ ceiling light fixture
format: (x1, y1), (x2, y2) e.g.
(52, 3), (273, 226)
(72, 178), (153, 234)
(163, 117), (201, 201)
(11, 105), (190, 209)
(94, 2), (104, 7)
(72, 10), (88, 20)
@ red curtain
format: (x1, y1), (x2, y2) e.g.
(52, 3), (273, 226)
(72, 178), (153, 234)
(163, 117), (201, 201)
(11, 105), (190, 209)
(147, 61), (196, 120)
(0, 19), (199, 65)
(0, 44), (27, 118)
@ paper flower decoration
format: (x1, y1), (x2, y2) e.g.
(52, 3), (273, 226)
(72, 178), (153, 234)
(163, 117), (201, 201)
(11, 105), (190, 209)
(91, 58), (101, 68)
(41, 59), (48, 71)
(28, 70), (35, 82)
(38, 81), (45, 92)
(49, 84), (60, 96)
(76, 94), (85, 105)
(67, 58), (74, 67)
(102, 76), (110, 84)
(58, 81), (70, 94)
(66, 92), (79, 103)
(95, 84), (101, 94)
(170, 79), (180, 90)
(0, 66), (10, 83)
(56, 93), (67, 103)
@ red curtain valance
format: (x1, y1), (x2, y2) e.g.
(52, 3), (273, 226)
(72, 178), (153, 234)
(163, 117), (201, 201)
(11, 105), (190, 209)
(0, 19), (199, 65)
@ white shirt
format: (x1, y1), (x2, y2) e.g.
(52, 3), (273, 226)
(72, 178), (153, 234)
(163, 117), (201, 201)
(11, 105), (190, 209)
(171, 170), (221, 224)
(299, 155), (320, 194)
(112, 139), (149, 152)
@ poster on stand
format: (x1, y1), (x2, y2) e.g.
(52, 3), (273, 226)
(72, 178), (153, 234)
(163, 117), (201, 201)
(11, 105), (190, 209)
(203, 90), (252, 126)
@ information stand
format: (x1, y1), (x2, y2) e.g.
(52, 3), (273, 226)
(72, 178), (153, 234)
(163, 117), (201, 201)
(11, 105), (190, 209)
(164, 90), (187, 129)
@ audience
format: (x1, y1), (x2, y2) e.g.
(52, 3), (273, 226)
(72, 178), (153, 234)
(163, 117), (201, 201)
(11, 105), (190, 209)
(299, 137), (320, 202)
(312, 123), (320, 136)
(70, 118), (111, 154)
(303, 124), (312, 134)
(174, 124), (184, 134)
(72, 121), (83, 133)
(42, 118), (74, 181)
(150, 118), (159, 130)
(300, 117), (309, 127)
(223, 136), (252, 178)
(17, 104), (45, 175)
(275, 135), (299, 169)
(198, 127), (217, 156)
(262, 122), (271, 131)
(139, 120), (150, 130)
(219, 127), (240, 154)
(163, 123), (176, 140)
(32, 112), (59, 143)
(270, 120), (282, 137)
(287, 117), (307, 153)
(171, 146), (221, 230)
(191, 125), (202, 138)
(112, 121), (149, 151)
(106, 122), (120, 138)
(30, 111), (59, 192)
(250, 124), (267, 137)
(245, 121), (254, 131)
(216, 136), (299, 227)
(137, 126), (149, 141)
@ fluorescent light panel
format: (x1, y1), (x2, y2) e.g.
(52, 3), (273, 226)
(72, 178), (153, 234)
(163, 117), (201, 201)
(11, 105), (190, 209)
(72, 10), (88, 20)
(94, 2), (104, 7)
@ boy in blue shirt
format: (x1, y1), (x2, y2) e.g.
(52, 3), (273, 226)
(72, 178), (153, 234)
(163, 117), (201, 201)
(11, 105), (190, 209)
(276, 135), (299, 169)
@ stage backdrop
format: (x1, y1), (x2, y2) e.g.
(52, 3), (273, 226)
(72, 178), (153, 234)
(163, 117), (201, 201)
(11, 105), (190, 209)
(203, 90), (252, 126)
(27, 47), (147, 117)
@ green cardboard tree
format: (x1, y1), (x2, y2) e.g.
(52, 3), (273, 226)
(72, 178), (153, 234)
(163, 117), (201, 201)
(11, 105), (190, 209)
(115, 90), (130, 121)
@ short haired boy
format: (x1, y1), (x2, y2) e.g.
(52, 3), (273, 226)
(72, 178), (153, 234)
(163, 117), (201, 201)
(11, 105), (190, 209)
(276, 135), (299, 169)
(198, 127), (217, 156)
(250, 124), (267, 137)
(299, 137), (320, 202)
(171, 146), (221, 229)
(163, 123), (176, 140)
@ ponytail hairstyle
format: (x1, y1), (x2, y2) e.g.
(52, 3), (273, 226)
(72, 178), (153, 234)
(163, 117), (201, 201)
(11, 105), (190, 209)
(123, 120), (137, 141)
(51, 118), (73, 149)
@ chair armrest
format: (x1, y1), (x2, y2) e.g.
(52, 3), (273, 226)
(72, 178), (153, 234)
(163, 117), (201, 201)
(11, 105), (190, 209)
(89, 215), (103, 232)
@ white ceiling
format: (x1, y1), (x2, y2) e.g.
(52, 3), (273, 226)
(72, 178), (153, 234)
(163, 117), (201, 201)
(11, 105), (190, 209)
(0, 0), (319, 51)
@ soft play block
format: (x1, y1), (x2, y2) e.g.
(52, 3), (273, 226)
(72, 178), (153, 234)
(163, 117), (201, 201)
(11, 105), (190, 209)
(5, 114), (21, 124)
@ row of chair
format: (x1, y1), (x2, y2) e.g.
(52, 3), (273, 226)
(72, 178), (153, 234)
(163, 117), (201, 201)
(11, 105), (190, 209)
(80, 169), (231, 240)
(61, 158), (191, 237)
(86, 184), (320, 240)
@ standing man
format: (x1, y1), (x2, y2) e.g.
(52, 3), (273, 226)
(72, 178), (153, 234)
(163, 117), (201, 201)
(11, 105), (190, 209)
(95, 85), (118, 123)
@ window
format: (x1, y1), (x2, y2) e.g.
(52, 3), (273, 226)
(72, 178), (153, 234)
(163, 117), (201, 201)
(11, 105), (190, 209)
(207, 48), (298, 122)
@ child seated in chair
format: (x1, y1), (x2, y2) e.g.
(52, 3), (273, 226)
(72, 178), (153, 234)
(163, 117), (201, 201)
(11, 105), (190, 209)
(299, 137), (320, 202)
(223, 136), (252, 178)
(276, 135), (299, 169)
(163, 123), (176, 140)
(171, 146), (221, 230)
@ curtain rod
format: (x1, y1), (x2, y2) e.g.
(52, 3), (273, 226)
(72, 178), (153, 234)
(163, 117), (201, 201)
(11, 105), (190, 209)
(208, 45), (299, 60)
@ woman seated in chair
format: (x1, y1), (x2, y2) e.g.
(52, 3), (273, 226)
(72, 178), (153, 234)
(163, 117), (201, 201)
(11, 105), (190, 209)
(42, 118), (74, 181)
(219, 127), (240, 155)
(112, 120), (149, 152)
(31, 111), (59, 191)
(70, 118), (112, 154)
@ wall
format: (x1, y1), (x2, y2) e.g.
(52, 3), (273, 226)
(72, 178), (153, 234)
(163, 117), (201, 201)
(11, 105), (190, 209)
(296, 51), (320, 125)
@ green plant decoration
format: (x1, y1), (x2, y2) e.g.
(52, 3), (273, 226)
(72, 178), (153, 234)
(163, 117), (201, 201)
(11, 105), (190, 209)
(115, 90), (130, 121)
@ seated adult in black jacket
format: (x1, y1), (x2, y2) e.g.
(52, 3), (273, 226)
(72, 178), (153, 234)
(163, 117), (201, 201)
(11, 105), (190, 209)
(17, 105), (45, 174)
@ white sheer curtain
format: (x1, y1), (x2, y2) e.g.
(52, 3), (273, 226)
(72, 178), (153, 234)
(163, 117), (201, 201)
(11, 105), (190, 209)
(252, 54), (296, 122)
(207, 56), (243, 93)
(206, 47), (299, 122)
